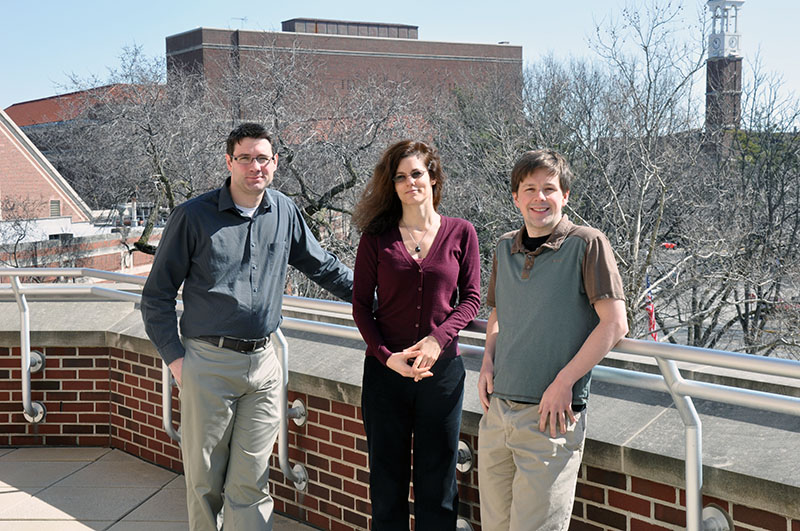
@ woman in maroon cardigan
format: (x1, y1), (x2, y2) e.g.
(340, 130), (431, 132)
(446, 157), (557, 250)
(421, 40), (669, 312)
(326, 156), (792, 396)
(351, 140), (481, 530)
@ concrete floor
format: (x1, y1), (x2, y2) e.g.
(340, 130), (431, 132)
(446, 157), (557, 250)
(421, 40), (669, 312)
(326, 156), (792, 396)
(0, 447), (316, 530)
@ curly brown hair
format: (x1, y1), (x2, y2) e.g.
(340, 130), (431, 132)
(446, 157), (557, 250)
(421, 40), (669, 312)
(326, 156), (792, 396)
(353, 140), (446, 235)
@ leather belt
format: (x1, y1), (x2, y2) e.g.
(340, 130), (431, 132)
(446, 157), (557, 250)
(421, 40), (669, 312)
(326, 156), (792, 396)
(196, 335), (269, 353)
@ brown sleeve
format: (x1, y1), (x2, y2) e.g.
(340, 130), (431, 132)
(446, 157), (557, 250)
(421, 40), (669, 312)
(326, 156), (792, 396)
(582, 232), (625, 305)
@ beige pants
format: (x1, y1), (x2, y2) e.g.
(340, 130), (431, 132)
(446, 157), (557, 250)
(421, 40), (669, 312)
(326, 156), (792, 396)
(478, 397), (585, 531)
(180, 337), (281, 531)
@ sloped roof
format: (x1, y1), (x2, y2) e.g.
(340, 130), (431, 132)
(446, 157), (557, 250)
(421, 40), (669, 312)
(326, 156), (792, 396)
(3, 84), (128, 127)
(0, 108), (93, 221)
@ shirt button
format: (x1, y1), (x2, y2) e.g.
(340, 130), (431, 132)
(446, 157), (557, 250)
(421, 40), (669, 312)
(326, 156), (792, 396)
(253, 288), (258, 292)
(252, 265), (257, 270)
(416, 305), (421, 310)
(415, 324), (419, 328)
(418, 287), (422, 292)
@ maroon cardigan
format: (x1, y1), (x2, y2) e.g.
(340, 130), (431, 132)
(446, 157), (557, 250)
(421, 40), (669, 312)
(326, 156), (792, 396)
(352, 216), (481, 365)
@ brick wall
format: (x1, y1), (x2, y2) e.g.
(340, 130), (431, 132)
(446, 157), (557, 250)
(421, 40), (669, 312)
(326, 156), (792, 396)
(166, 27), (522, 101)
(1, 342), (798, 530)
(0, 345), (111, 446)
(108, 347), (182, 472)
(0, 114), (90, 223)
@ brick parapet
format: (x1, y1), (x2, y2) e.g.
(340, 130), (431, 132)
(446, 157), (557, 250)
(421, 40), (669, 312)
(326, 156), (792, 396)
(0, 315), (798, 529)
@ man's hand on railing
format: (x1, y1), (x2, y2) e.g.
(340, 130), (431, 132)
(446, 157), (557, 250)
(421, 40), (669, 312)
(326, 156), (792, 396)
(169, 358), (183, 388)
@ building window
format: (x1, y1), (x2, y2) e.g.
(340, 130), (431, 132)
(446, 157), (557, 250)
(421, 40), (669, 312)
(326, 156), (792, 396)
(50, 200), (61, 217)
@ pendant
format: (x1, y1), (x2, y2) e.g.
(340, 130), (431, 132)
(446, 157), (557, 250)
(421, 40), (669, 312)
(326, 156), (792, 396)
(415, 245), (421, 252)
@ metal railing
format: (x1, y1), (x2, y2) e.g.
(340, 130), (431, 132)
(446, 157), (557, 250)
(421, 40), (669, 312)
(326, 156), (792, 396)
(0, 267), (308, 491)
(279, 296), (800, 531)
(4, 269), (800, 529)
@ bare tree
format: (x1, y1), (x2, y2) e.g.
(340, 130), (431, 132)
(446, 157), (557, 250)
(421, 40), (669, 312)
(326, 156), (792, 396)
(706, 57), (800, 356)
(427, 66), (527, 309)
(50, 46), (227, 254)
(0, 197), (92, 281)
(0, 197), (45, 268)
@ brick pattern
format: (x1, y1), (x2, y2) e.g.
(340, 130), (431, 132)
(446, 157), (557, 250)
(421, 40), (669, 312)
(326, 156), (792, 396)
(1, 342), (798, 530)
(108, 348), (182, 472)
(0, 345), (181, 470)
(167, 28), (522, 102)
(0, 345), (111, 446)
(268, 392), (372, 530)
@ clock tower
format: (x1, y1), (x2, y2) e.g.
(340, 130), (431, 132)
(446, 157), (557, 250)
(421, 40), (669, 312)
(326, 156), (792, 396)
(705, 0), (744, 131)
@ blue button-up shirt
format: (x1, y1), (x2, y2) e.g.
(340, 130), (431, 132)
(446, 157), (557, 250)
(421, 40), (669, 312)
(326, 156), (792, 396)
(141, 179), (353, 364)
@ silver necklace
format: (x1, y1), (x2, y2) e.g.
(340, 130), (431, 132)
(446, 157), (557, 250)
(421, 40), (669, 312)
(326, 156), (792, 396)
(401, 222), (430, 253)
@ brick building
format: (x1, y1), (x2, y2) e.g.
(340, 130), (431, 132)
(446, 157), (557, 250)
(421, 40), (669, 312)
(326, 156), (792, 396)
(0, 108), (92, 224)
(0, 108), (157, 274)
(166, 18), (523, 95)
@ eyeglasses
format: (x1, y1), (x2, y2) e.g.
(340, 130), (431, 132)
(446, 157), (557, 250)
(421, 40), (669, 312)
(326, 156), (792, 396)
(232, 154), (275, 166)
(392, 169), (427, 184)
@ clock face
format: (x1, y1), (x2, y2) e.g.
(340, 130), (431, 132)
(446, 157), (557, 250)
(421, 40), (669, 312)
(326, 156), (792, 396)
(728, 36), (739, 48)
(711, 37), (721, 49)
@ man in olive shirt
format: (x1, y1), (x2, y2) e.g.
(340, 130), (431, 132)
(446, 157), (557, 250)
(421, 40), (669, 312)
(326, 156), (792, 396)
(477, 150), (627, 530)
(141, 123), (352, 531)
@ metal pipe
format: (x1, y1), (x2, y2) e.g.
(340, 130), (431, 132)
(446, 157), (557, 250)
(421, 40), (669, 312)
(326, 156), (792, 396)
(282, 295), (352, 315)
(7, 286), (143, 303)
(79, 268), (147, 285)
(279, 317), (488, 361)
(6, 286), (95, 296)
(0, 267), (147, 285)
(615, 338), (800, 380)
(281, 316), (362, 341)
(91, 286), (145, 304)
(656, 357), (703, 531)
(272, 327), (308, 491)
(10, 277), (36, 420)
(592, 365), (669, 393)
(2, 267), (84, 278)
(673, 378), (800, 416)
(162, 362), (181, 443)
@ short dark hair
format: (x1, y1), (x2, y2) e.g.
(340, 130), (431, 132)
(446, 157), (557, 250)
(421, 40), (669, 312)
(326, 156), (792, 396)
(511, 149), (573, 194)
(226, 123), (272, 156)
(352, 140), (446, 235)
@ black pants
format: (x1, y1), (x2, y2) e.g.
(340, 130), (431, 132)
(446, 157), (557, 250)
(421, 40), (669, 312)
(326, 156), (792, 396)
(361, 355), (465, 531)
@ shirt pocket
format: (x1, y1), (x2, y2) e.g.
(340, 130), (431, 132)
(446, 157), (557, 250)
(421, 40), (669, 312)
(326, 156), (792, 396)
(265, 241), (288, 278)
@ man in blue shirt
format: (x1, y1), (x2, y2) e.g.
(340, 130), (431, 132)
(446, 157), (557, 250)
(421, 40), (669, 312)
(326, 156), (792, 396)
(141, 123), (353, 530)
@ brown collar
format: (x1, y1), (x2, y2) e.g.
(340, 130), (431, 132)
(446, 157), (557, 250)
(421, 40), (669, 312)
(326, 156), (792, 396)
(510, 215), (574, 254)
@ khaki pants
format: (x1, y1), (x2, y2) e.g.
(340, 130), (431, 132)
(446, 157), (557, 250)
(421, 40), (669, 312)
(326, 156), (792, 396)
(180, 337), (281, 531)
(478, 397), (585, 531)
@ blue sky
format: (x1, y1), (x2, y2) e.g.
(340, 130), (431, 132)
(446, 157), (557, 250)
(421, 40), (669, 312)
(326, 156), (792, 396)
(1, 0), (796, 109)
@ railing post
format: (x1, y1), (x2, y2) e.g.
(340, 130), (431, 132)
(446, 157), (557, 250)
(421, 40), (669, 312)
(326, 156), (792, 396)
(272, 327), (309, 492)
(10, 277), (46, 423)
(655, 358), (703, 531)
(162, 361), (181, 443)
